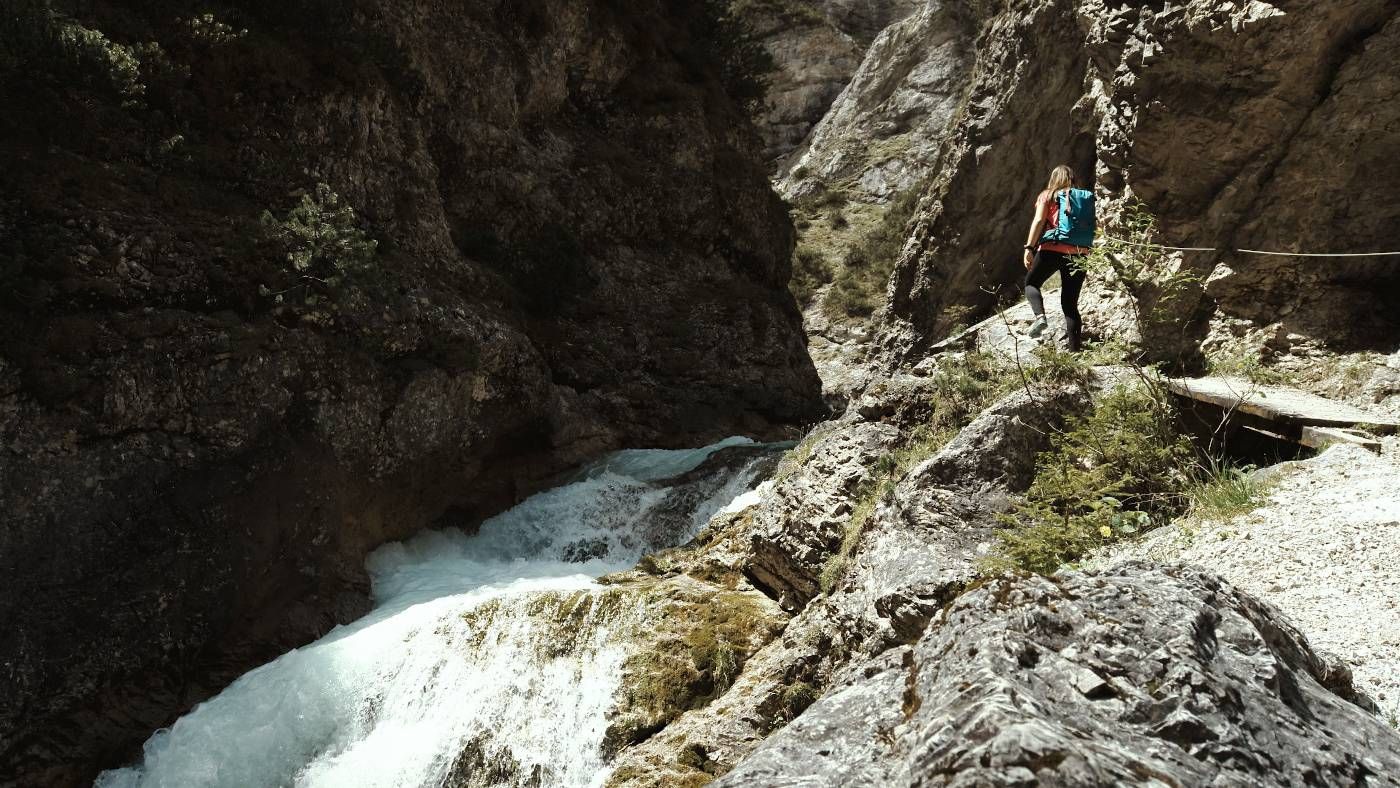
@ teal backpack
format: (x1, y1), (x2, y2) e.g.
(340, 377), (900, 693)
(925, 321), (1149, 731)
(1041, 188), (1096, 248)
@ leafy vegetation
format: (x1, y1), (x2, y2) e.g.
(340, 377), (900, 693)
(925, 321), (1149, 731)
(1, 1), (146, 103)
(790, 244), (834, 305)
(984, 381), (1196, 574)
(1206, 347), (1294, 385)
(1184, 460), (1266, 521)
(777, 681), (819, 721)
(1079, 202), (1204, 362)
(686, 0), (775, 112)
(259, 183), (380, 312)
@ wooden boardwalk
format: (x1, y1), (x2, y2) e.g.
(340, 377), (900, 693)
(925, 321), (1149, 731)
(1166, 376), (1398, 451)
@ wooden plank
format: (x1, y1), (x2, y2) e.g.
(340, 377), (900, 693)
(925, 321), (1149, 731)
(1165, 376), (1398, 433)
(1299, 425), (1383, 453)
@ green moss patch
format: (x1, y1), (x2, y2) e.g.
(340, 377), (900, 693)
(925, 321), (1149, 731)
(602, 579), (784, 757)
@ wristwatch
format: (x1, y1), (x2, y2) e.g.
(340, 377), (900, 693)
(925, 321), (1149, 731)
(1024, 244), (1036, 251)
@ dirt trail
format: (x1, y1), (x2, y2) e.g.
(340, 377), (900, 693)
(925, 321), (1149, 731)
(1098, 442), (1400, 725)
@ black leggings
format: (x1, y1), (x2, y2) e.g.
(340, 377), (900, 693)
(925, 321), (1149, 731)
(1024, 250), (1086, 351)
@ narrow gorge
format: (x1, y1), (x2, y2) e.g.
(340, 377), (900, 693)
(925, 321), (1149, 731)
(3, 0), (1400, 787)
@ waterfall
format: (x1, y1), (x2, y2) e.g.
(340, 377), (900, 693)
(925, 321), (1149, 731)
(97, 437), (770, 788)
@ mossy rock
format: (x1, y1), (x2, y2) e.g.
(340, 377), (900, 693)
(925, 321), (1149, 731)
(600, 576), (786, 758)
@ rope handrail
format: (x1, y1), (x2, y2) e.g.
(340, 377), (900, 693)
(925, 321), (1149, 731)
(1096, 235), (1400, 257)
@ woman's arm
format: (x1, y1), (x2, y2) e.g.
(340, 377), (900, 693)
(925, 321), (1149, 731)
(1024, 193), (1048, 268)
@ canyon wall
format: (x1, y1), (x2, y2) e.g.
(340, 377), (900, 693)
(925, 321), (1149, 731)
(881, 0), (1400, 359)
(0, 1), (822, 783)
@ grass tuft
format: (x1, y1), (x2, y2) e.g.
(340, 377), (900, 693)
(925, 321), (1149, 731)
(1185, 460), (1265, 521)
(822, 185), (922, 320)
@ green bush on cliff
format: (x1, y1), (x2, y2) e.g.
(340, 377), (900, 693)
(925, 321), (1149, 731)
(685, 0), (774, 112)
(986, 383), (1194, 574)
(790, 244), (833, 305)
(259, 183), (380, 311)
(1079, 203), (1204, 362)
(1, 0), (145, 103)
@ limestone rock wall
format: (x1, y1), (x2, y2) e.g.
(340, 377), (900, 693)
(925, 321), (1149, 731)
(883, 0), (1400, 359)
(733, 0), (921, 166)
(718, 564), (1400, 787)
(0, 1), (822, 783)
(778, 0), (976, 204)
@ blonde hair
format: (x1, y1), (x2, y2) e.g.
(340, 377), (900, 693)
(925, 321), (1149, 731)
(1045, 165), (1076, 195)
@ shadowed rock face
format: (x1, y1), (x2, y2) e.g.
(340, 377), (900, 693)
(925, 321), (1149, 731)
(881, 0), (1400, 359)
(733, 0), (922, 167)
(0, 1), (822, 783)
(718, 563), (1400, 788)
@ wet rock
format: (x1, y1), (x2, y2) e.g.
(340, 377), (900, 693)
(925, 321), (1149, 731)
(718, 563), (1400, 787)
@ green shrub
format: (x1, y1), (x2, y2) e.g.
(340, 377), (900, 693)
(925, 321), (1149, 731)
(259, 183), (379, 310)
(778, 681), (819, 721)
(186, 13), (248, 45)
(986, 383), (1195, 574)
(687, 0), (774, 112)
(1079, 203), (1203, 360)
(1206, 348), (1292, 385)
(1, 2), (146, 102)
(813, 190), (847, 211)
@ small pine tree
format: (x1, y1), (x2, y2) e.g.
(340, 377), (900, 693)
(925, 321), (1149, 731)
(260, 183), (378, 305)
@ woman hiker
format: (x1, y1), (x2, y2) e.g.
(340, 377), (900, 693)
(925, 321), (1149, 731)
(1022, 164), (1093, 351)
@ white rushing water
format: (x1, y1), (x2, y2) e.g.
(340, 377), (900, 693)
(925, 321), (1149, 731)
(97, 437), (767, 788)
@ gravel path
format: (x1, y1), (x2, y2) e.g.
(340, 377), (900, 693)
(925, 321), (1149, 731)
(1097, 442), (1400, 725)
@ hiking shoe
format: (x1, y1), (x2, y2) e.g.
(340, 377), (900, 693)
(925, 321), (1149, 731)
(1027, 316), (1048, 338)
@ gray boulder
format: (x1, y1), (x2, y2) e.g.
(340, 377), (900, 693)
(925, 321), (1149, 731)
(718, 563), (1400, 787)
(745, 420), (900, 609)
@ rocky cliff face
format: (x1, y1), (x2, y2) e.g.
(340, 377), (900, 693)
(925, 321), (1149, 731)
(602, 355), (1400, 786)
(0, 1), (822, 783)
(732, 0), (920, 166)
(777, 0), (973, 203)
(884, 0), (1400, 360)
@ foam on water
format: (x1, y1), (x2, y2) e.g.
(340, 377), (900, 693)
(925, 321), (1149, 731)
(97, 438), (765, 788)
